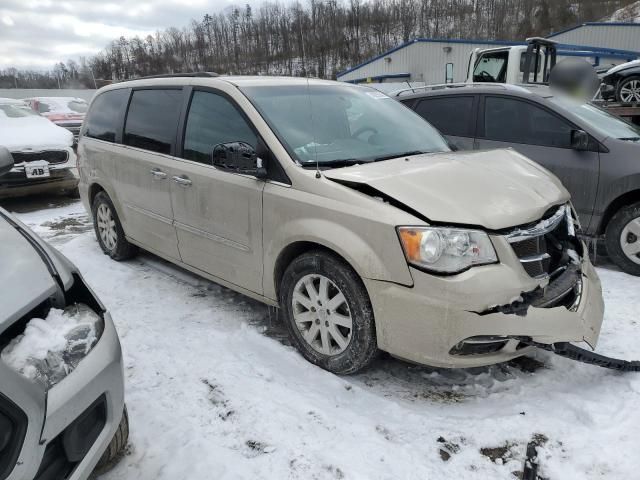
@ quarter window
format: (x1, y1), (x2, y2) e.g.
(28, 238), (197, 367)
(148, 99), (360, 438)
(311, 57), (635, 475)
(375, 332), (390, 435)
(414, 97), (475, 137)
(124, 89), (183, 155)
(84, 89), (130, 143)
(483, 96), (573, 148)
(183, 91), (257, 164)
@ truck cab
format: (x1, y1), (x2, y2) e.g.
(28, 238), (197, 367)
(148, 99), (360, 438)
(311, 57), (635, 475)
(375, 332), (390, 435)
(467, 38), (555, 85)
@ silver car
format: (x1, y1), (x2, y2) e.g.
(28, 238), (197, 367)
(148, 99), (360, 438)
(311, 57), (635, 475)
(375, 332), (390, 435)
(78, 75), (604, 374)
(0, 149), (127, 479)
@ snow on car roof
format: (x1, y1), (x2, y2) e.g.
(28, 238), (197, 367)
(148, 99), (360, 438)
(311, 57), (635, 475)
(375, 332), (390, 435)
(0, 97), (28, 105)
(22, 97), (88, 114)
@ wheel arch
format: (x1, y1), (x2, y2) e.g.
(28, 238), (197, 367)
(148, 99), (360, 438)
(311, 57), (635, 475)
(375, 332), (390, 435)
(599, 189), (640, 235)
(88, 182), (106, 206)
(273, 241), (365, 303)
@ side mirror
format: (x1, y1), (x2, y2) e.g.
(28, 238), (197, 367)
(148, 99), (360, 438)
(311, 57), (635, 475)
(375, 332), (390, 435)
(211, 141), (267, 179)
(571, 129), (589, 151)
(447, 141), (459, 151)
(0, 146), (14, 177)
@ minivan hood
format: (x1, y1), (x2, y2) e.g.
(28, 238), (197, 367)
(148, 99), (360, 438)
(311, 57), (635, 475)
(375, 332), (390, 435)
(324, 149), (570, 230)
(0, 214), (58, 332)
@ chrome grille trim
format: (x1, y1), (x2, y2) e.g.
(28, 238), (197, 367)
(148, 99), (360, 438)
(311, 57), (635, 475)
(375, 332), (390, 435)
(505, 204), (569, 243)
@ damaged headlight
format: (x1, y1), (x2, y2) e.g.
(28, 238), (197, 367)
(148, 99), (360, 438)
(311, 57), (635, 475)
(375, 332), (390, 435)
(1, 304), (104, 390)
(398, 226), (498, 273)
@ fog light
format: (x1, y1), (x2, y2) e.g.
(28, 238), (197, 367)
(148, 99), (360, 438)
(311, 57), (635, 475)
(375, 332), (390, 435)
(1, 304), (104, 390)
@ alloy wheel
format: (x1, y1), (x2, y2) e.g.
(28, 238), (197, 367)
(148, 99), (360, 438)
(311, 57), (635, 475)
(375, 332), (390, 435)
(292, 274), (353, 355)
(620, 216), (640, 265)
(619, 79), (640, 103)
(96, 203), (117, 251)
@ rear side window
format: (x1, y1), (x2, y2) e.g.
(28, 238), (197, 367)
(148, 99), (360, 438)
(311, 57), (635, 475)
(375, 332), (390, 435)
(414, 97), (475, 137)
(124, 89), (183, 155)
(85, 89), (130, 143)
(483, 96), (573, 148)
(183, 90), (257, 164)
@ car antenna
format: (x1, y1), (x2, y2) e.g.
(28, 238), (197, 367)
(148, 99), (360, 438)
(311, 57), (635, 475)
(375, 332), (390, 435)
(306, 77), (321, 179)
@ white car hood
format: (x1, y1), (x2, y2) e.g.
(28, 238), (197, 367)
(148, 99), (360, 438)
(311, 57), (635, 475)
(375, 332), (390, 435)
(0, 115), (73, 151)
(324, 149), (570, 230)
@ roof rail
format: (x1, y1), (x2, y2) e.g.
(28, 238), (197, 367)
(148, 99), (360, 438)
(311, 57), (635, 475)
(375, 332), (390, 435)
(391, 82), (506, 97)
(135, 72), (219, 80)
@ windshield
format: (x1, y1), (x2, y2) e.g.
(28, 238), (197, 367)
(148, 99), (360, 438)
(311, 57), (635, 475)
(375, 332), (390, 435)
(240, 83), (449, 166)
(68, 100), (88, 113)
(549, 96), (640, 141)
(0, 104), (39, 118)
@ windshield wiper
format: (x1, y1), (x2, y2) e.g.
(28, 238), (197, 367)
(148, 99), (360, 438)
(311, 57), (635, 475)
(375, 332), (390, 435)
(372, 150), (426, 162)
(619, 137), (640, 142)
(301, 159), (364, 168)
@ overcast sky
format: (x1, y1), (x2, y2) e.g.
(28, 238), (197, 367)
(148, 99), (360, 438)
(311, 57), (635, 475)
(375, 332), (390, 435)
(0, 0), (245, 70)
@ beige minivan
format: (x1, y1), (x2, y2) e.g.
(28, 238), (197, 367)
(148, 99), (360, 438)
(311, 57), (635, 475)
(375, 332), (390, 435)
(78, 74), (604, 374)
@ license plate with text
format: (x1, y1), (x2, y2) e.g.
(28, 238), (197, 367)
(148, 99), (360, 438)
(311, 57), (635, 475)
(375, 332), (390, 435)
(25, 165), (50, 178)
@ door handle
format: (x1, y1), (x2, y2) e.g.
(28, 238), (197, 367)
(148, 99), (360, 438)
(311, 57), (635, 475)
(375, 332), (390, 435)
(150, 168), (167, 179)
(172, 175), (192, 187)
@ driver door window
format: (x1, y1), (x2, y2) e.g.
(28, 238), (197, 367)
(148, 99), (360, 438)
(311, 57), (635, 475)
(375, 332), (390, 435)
(183, 91), (257, 165)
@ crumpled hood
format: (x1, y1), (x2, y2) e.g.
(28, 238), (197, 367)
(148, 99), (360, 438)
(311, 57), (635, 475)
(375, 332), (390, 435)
(0, 116), (73, 151)
(0, 214), (58, 332)
(324, 149), (570, 230)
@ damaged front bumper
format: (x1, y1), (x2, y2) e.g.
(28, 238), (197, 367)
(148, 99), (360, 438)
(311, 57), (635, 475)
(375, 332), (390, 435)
(364, 237), (604, 369)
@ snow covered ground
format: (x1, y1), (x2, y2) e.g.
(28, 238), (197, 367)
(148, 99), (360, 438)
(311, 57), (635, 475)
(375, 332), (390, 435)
(9, 199), (640, 480)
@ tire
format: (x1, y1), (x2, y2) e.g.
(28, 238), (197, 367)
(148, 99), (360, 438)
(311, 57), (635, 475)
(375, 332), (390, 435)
(615, 75), (640, 103)
(91, 191), (137, 261)
(605, 202), (640, 276)
(94, 406), (129, 473)
(279, 250), (378, 374)
(64, 187), (80, 199)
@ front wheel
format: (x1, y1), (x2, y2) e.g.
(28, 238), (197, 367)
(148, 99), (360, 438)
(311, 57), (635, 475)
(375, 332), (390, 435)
(93, 406), (129, 474)
(280, 251), (378, 374)
(605, 202), (640, 276)
(616, 76), (640, 103)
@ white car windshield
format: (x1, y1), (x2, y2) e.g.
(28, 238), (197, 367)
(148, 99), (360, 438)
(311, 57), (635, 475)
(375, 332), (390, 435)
(550, 96), (640, 141)
(0, 104), (39, 118)
(241, 83), (450, 166)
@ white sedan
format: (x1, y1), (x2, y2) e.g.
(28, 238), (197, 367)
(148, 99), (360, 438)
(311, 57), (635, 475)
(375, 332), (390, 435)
(0, 98), (78, 199)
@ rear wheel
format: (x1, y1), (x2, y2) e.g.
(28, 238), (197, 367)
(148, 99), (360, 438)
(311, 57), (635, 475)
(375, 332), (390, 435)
(605, 202), (640, 276)
(91, 191), (137, 260)
(280, 251), (378, 374)
(616, 76), (640, 103)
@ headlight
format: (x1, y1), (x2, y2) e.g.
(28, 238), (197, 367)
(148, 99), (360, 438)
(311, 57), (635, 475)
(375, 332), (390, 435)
(1, 304), (104, 390)
(398, 226), (498, 273)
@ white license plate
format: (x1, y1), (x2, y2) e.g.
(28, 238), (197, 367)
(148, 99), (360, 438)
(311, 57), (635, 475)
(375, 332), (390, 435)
(25, 165), (50, 178)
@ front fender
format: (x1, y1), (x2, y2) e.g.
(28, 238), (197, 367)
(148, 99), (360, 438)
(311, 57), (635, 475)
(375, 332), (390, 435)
(263, 217), (414, 302)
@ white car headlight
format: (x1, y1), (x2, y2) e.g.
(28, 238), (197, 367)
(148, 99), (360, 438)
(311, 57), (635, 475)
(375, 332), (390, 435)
(398, 226), (498, 273)
(1, 304), (103, 390)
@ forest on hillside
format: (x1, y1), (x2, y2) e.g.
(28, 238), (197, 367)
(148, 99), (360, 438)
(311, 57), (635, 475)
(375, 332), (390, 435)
(0, 0), (636, 88)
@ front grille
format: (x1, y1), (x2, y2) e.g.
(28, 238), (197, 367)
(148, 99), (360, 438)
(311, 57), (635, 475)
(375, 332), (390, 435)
(12, 151), (69, 165)
(511, 237), (551, 277)
(506, 205), (579, 279)
(0, 393), (28, 480)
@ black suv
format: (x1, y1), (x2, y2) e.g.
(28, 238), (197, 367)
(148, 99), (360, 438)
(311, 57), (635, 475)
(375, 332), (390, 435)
(398, 83), (640, 275)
